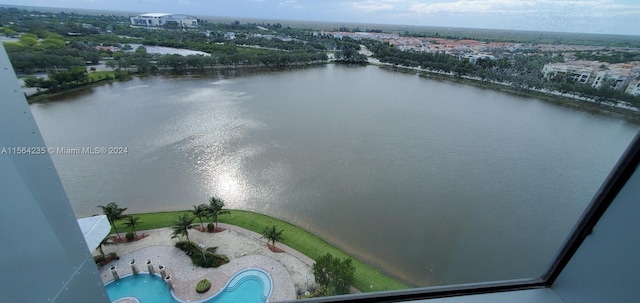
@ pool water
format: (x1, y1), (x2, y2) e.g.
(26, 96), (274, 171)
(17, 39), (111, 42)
(106, 274), (173, 303)
(106, 269), (272, 303)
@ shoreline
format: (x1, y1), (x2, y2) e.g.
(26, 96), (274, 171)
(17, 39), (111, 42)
(24, 63), (326, 104)
(375, 63), (640, 118)
(106, 209), (411, 294)
(26, 77), (118, 103)
(26, 60), (640, 120)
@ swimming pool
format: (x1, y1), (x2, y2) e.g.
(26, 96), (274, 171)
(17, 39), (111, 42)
(105, 268), (273, 303)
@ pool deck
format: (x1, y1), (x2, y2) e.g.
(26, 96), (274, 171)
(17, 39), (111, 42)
(99, 223), (316, 302)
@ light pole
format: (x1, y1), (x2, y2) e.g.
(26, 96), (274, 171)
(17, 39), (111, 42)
(198, 243), (206, 263)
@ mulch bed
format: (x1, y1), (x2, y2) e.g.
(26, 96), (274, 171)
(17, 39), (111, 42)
(267, 243), (285, 253)
(195, 226), (227, 233)
(99, 255), (120, 268)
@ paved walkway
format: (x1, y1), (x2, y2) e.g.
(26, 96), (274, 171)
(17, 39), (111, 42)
(99, 223), (316, 302)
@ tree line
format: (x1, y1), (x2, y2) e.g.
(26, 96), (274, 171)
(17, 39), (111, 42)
(23, 67), (90, 92)
(362, 39), (640, 107)
(4, 31), (99, 72)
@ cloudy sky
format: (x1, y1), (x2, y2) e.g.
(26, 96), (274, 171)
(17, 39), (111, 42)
(1, 0), (639, 35)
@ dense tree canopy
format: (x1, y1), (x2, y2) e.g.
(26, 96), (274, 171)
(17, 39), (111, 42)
(313, 253), (356, 296)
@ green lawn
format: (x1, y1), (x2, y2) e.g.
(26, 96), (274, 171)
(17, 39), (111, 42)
(113, 209), (410, 292)
(87, 70), (116, 82)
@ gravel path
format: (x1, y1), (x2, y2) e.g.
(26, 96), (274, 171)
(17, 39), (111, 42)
(99, 223), (316, 302)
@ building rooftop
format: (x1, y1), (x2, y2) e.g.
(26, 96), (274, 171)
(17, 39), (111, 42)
(138, 13), (172, 17)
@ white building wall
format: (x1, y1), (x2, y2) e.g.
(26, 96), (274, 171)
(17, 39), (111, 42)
(625, 80), (640, 96)
(592, 71), (632, 90)
(543, 61), (639, 92)
(130, 13), (198, 28)
(163, 14), (198, 27)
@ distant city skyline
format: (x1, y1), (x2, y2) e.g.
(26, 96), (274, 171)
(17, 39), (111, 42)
(1, 0), (638, 36)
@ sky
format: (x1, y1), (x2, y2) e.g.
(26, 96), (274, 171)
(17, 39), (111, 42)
(1, 0), (639, 36)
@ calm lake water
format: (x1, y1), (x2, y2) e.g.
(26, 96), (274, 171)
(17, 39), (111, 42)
(30, 65), (639, 287)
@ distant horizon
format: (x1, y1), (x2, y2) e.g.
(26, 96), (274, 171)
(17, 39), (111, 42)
(0, 0), (638, 37)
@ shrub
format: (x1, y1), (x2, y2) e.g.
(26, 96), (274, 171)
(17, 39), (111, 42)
(94, 255), (105, 265)
(126, 232), (135, 242)
(190, 251), (229, 268)
(177, 242), (228, 268)
(207, 223), (215, 232)
(175, 241), (197, 253)
(190, 252), (207, 267)
(115, 72), (132, 81)
(211, 255), (229, 267)
(196, 279), (211, 293)
(313, 253), (355, 296)
(108, 252), (119, 260)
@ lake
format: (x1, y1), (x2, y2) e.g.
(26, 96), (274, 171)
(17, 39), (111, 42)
(30, 64), (640, 287)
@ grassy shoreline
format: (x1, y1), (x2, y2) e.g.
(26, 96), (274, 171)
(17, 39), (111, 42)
(112, 209), (410, 292)
(25, 70), (125, 103)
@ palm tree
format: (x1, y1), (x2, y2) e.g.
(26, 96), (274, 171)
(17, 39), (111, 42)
(97, 236), (115, 258)
(171, 214), (195, 243)
(261, 225), (284, 249)
(207, 196), (230, 229)
(192, 204), (209, 229)
(98, 202), (127, 240)
(123, 216), (142, 237)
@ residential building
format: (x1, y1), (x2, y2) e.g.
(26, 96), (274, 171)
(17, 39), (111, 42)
(626, 79), (640, 96)
(592, 69), (633, 90)
(542, 60), (640, 92)
(595, 63), (640, 91)
(463, 53), (496, 64)
(541, 61), (603, 85)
